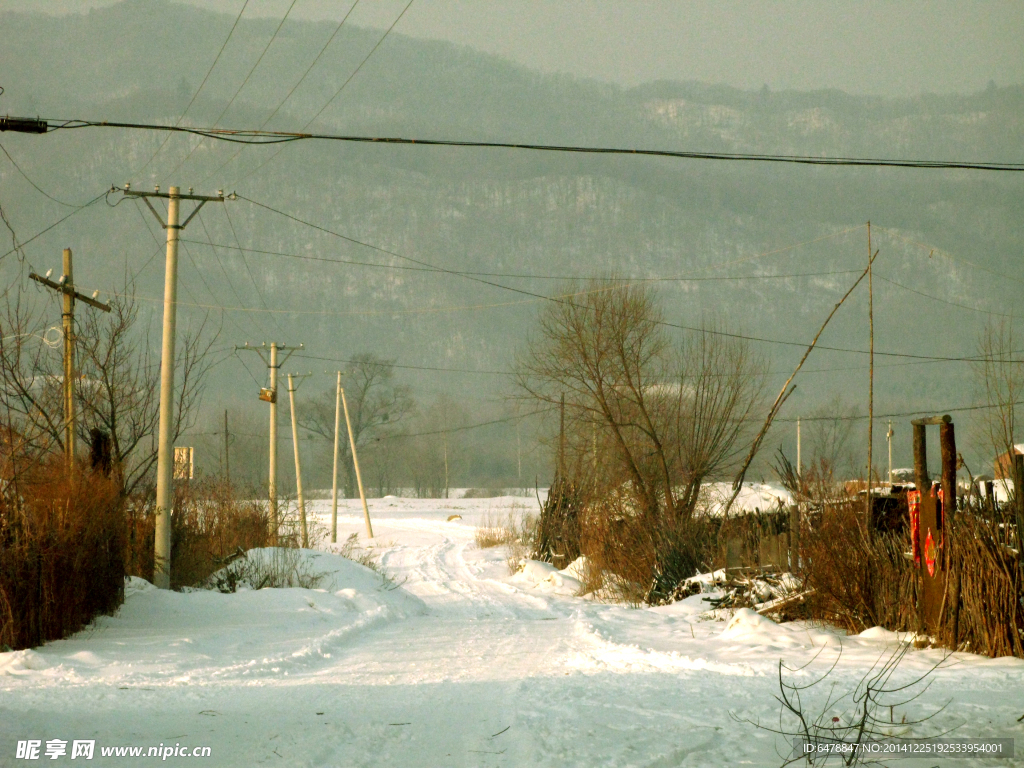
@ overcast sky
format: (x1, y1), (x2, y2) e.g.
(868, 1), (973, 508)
(6, 0), (1024, 96)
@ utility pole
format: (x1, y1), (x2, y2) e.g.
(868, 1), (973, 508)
(866, 222), (878, 525)
(887, 421), (894, 485)
(558, 392), (566, 480)
(341, 387), (374, 539)
(237, 342), (301, 545)
(126, 185), (228, 589)
(223, 409), (230, 485)
(331, 371), (342, 544)
(287, 372), (312, 548)
(30, 249), (111, 472)
(796, 418), (802, 481)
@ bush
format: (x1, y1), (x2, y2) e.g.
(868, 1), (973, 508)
(800, 501), (918, 633)
(124, 478), (272, 590)
(578, 486), (719, 606)
(0, 461), (125, 650)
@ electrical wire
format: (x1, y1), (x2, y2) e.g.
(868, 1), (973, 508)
(237, 196), (996, 363)
(177, 237), (861, 283)
(43, 118), (1024, 172)
(0, 190), (106, 262)
(135, 0), (254, 179)
(161, 0), (299, 185)
(221, 204), (286, 336)
(194, 0), (364, 183)
(224, 0), (415, 184)
(195, 209), (274, 339)
(874, 272), (1019, 319)
(0, 142), (78, 206)
(876, 225), (1024, 288)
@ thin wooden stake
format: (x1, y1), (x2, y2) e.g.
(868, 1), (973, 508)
(723, 249), (878, 519)
(341, 387), (373, 539)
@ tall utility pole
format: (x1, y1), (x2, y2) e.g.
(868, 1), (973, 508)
(237, 342), (301, 545)
(887, 421), (894, 485)
(223, 409), (230, 485)
(866, 222), (878, 525)
(287, 372), (312, 548)
(126, 185), (227, 589)
(796, 418), (802, 481)
(330, 371), (342, 544)
(341, 386), (374, 539)
(29, 249), (111, 471)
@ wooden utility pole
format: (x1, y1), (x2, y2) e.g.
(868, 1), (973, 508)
(796, 418), (801, 480)
(558, 392), (566, 479)
(887, 421), (894, 485)
(341, 387), (373, 539)
(287, 372), (311, 548)
(223, 409), (230, 485)
(29, 249), (111, 472)
(237, 342), (302, 545)
(866, 222), (876, 525)
(126, 185), (227, 589)
(331, 371), (342, 544)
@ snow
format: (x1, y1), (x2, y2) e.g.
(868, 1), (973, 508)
(2, 494), (1023, 766)
(703, 481), (793, 515)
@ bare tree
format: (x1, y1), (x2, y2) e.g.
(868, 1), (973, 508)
(299, 353), (413, 498)
(974, 319), (1024, 474)
(0, 275), (215, 495)
(76, 284), (215, 496)
(515, 279), (767, 522)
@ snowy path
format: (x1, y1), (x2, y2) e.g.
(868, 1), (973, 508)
(3, 497), (1024, 767)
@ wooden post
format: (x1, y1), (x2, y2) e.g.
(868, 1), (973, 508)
(62, 248), (76, 471)
(912, 423), (929, 497)
(341, 388), (373, 539)
(223, 409), (230, 485)
(558, 392), (566, 480)
(939, 419), (959, 647)
(866, 222), (875, 527)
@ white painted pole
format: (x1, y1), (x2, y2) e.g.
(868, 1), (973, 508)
(331, 370), (342, 544)
(269, 343), (278, 544)
(341, 388), (373, 539)
(288, 373), (308, 548)
(153, 187), (180, 590)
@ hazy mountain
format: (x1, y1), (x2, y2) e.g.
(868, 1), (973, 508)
(1, 0), (1022, 485)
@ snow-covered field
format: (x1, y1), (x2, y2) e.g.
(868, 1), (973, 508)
(2, 496), (1023, 767)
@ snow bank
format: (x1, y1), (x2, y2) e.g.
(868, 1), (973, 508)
(512, 559), (583, 595)
(703, 481), (792, 515)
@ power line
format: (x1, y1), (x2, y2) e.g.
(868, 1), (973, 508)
(0, 190), (107, 262)
(162, 0), (298, 182)
(236, 196), (995, 364)
(874, 272), (1019, 319)
(225, 0), (416, 185)
(177, 236), (861, 283)
(135, 0), (254, 179)
(0, 141), (78, 206)
(40, 119), (1024, 172)
(197, 0), (364, 183)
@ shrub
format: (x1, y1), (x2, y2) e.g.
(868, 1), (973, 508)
(0, 461), (125, 650)
(800, 501), (918, 633)
(123, 478), (272, 589)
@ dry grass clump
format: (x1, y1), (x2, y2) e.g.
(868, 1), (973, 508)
(800, 500), (917, 633)
(577, 487), (719, 606)
(203, 547), (326, 592)
(0, 460), (125, 650)
(944, 510), (1023, 657)
(125, 478), (271, 589)
(474, 509), (519, 549)
(472, 504), (539, 573)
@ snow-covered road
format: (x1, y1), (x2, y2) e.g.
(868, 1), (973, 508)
(3, 496), (1024, 767)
